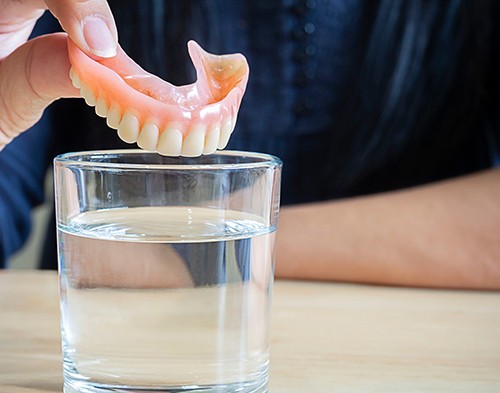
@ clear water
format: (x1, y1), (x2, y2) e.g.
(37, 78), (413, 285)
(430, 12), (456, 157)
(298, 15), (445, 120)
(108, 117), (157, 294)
(58, 206), (275, 393)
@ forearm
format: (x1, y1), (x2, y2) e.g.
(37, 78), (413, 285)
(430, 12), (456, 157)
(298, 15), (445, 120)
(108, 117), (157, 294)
(275, 168), (500, 289)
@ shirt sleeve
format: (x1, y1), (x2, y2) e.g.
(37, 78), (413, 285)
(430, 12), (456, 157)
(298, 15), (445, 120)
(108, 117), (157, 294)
(0, 111), (54, 267)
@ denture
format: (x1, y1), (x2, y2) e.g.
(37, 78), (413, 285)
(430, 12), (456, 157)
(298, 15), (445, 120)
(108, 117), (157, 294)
(67, 39), (249, 157)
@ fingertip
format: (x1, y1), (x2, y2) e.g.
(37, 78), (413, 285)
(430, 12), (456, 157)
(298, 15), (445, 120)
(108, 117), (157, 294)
(82, 15), (117, 58)
(44, 0), (118, 59)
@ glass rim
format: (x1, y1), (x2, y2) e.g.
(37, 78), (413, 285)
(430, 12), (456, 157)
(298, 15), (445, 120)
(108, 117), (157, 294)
(54, 149), (282, 171)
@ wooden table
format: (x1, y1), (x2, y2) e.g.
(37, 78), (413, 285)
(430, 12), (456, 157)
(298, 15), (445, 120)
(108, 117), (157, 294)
(1, 270), (500, 393)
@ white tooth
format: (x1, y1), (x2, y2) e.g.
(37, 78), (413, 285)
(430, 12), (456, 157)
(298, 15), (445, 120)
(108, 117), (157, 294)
(69, 68), (81, 88)
(157, 127), (183, 156)
(137, 123), (159, 151)
(80, 86), (96, 106)
(218, 118), (233, 149)
(203, 123), (220, 155)
(106, 106), (122, 129)
(95, 97), (108, 118)
(181, 124), (205, 157)
(118, 112), (140, 143)
(232, 111), (238, 130)
(71, 73), (82, 88)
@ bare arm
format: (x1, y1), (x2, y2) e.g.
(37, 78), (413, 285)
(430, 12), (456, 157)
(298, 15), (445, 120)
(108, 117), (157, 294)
(275, 168), (500, 289)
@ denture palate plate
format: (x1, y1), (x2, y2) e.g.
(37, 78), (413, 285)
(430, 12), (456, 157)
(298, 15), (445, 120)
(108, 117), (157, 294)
(67, 39), (249, 157)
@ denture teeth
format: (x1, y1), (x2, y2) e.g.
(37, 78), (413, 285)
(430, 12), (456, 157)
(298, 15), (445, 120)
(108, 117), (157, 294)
(181, 124), (206, 157)
(95, 97), (108, 118)
(203, 123), (220, 155)
(218, 118), (234, 149)
(80, 86), (96, 106)
(231, 111), (238, 131)
(137, 123), (159, 151)
(157, 126), (183, 156)
(69, 68), (81, 88)
(106, 106), (122, 129)
(117, 112), (140, 143)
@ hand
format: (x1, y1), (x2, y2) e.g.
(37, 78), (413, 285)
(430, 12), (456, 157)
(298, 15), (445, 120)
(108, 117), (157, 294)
(0, 0), (118, 151)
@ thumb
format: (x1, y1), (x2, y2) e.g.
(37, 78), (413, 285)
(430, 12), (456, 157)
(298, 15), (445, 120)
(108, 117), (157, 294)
(0, 33), (78, 150)
(44, 0), (118, 58)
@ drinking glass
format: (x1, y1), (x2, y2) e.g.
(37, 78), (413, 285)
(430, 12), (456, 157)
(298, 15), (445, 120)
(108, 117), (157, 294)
(54, 150), (282, 393)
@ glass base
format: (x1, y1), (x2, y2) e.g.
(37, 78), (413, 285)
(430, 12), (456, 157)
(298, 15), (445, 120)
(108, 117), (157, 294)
(63, 378), (268, 393)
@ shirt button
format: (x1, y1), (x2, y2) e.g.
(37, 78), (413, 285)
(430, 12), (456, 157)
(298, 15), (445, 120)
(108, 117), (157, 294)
(306, 0), (317, 9)
(304, 22), (315, 34)
(305, 44), (316, 56)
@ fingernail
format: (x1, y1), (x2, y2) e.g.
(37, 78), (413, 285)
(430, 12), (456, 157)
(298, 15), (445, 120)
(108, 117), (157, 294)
(82, 15), (117, 58)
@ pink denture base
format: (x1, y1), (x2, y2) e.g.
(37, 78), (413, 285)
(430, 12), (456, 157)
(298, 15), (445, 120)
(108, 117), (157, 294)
(67, 39), (249, 134)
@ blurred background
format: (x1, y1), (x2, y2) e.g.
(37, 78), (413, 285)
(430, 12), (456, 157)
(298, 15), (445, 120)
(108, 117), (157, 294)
(8, 172), (52, 269)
